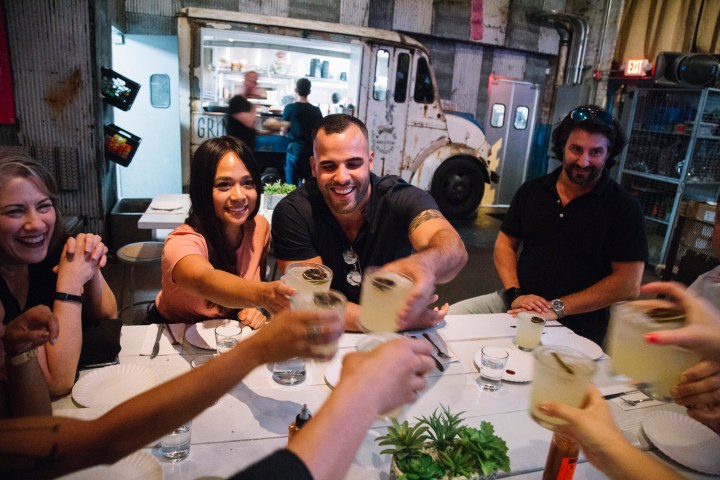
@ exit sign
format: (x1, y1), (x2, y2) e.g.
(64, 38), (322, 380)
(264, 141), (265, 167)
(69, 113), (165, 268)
(625, 59), (649, 76)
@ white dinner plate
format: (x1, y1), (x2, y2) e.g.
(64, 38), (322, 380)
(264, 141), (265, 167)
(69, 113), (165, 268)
(72, 364), (162, 408)
(643, 410), (720, 474)
(57, 451), (163, 480)
(149, 200), (182, 211)
(541, 331), (604, 360)
(324, 350), (351, 388)
(473, 347), (534, 382)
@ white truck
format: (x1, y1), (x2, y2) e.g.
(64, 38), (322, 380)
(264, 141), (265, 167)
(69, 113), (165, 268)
(179, 8), (496, 218)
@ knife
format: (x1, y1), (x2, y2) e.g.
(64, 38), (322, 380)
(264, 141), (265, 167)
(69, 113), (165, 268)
(150, 324), (165, 359)
(403, 332), (445, 371)
(603, 389), (638, 400)
(423, 332), (451, 359)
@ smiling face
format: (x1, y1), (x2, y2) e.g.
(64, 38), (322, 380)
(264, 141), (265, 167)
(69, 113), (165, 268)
(561, 129), (610, 187)
(0, 176), (56, 267)
(212, 152), (258, 244)
(310, 123), (374, 218)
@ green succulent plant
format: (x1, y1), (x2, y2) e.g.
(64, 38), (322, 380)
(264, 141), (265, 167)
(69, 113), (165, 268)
(417, 405), (465, 452)
(375, 406), (511, 479)
(377, 418), (428, 462)
(396, 453), (445, 480)
(262, 180), (297, 195)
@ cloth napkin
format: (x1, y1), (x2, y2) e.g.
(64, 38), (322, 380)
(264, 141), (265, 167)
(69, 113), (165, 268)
(140, 324), (186, 356)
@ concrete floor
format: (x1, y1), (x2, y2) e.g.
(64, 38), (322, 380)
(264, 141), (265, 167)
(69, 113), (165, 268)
(104, 207), (657, 324)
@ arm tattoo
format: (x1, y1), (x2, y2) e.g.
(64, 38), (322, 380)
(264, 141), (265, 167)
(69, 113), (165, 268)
(408, 209), (446, 236)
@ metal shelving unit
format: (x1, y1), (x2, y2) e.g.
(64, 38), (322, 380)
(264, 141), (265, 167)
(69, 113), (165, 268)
(617, 88), (720, 265)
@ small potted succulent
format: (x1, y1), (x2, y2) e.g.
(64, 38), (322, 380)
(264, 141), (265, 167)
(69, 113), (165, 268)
(376, 406), (511, 480)
(262, 180), (296, 210)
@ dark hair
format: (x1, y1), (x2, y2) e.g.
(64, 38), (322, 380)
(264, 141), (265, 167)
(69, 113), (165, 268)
(296, 78), (311, 97)
(186, 136), (262, 272)
(228, 95), (252, 115)
(0, 153), (64, 251)
(551, 104), (627, 170)
(311, 113), (369, 143)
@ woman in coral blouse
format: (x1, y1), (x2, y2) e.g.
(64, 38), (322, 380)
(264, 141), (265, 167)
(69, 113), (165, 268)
(152, 137), (291, 327)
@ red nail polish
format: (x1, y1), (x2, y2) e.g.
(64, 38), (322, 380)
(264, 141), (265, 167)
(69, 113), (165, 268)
(644, 333), (659, 344)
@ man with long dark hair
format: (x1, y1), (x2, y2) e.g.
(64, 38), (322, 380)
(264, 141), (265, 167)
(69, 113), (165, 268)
(451, 105), (648, 346)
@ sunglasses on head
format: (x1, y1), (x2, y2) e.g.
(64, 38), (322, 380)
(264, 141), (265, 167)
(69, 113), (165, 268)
(569, 106), (615, 126)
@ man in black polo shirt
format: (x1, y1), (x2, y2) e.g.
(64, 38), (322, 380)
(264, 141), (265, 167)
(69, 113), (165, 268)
(450, 105), (648, 346)
(271, 114), (468, 332)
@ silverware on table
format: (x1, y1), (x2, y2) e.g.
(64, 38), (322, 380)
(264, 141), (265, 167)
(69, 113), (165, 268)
(404, 332), (444, 371)
(602, 390), (639, 400)
(423, 332), (451, 359)
(150, 324), (165, 359)
(511, 324), (565, 328)
(621, 396), (657, 406)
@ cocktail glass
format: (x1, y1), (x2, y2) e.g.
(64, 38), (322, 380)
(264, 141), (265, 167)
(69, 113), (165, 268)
(514, 312), (546, 351)
(291, 289), (347, 357)
(356, 333), (406, 419)
(282, 261), (333, 309)
(530, 345), (596, 429)
(606, 301), (700, 401)
(358, 267), (414, 333)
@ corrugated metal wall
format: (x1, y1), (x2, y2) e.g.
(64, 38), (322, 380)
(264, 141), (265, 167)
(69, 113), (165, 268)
(3, 0), (113, 233)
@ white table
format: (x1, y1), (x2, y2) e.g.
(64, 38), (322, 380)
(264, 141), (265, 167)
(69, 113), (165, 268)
(137, 193), (272, 234)
(138, 194), (191, 231)
(52, 315), (713, 479)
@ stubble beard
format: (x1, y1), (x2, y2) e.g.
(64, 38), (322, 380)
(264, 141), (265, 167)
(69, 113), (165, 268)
(564, 163), (601, 186)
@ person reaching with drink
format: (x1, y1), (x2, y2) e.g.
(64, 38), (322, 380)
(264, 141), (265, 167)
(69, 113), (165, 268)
(271, 114), (468, 332)
(0, 155), (117, 395)
(0, 306), (434, 479)
(149, 136), (293, 327)
(640, 281), (720, 434)
(538, 385), (684, 480)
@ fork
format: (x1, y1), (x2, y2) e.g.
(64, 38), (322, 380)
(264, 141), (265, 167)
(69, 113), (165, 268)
(621, 396), (656, 406)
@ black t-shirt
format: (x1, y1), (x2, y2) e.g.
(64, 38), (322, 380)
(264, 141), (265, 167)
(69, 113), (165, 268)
(226, 97), (256, 152)
(0, 246), (58, 324)
(229, 448), (313, 480)
(501, 168), (648, 345)
(271, 174), (438, 303)
(282, 102), (323, 157)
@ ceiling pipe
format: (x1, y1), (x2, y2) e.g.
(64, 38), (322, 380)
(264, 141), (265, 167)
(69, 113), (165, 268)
(529, 11), (589, 86)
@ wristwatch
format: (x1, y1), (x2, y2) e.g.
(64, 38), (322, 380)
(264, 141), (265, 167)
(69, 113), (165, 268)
(551, 299), (566, 319)
(503, 287), (522, 308)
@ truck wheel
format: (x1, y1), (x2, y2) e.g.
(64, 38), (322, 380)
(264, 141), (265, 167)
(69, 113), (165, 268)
(430, 157), (485, 219)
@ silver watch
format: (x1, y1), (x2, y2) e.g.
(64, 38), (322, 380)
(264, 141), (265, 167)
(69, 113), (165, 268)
(551, 299), (565, 319)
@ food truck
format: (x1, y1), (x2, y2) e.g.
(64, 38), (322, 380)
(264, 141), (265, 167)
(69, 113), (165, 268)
(179, 8), (495, 218)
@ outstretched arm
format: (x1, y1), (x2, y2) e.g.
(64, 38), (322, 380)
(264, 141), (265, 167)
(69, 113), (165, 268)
(539, 386), (683, 480)
(289, 338), (434, 480)
(0, 308), (344, 478)
(0, 305), (59, 418)
(382, 210), (467, 331)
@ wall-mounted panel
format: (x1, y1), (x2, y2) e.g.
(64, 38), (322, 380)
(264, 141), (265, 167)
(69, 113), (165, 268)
(394, 0), (432, 34)
(452, 44), (484, 114)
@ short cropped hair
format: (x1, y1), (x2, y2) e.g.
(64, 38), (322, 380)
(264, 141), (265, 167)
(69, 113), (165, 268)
(311, 113), (369, 144)
(296, 78), (311, 97)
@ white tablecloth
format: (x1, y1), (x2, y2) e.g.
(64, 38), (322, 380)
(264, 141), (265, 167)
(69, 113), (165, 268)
(52, 315), (712, 479)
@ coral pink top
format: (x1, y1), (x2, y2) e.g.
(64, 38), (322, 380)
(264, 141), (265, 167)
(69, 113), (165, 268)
(155, 217), (269, 323)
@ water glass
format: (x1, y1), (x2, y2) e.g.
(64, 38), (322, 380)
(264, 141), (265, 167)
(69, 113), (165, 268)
(272, 357), (306, 385)
(514, 312), (546, 351)
(214, 322), (243, 354)
(358, 267), (414, 333)
(478, 346), (509, 391)
(160, 420), (191, 461)
(607, 301), (700, 401)
(530, 346), (596, 429)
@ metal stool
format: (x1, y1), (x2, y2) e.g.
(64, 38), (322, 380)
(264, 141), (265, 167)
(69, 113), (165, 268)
(116, 241), (164, 323)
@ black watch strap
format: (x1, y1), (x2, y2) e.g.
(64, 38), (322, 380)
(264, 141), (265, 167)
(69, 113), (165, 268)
(503, 287), (522, 308)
